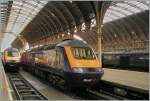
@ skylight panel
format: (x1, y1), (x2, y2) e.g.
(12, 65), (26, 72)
(40, 1), (48, 5)
(116, 3), (129, 8)
(126, 1), (140, 5)
(127, 6), (141, 12)
(26, 0), (38, 5)
(110, 6), (132, 15)
(9, 17), (17, 21)
(23, 3), (36, 10)
(103, 17), (113, 23)
(12, 5), (21, 9)
(146, 1), (149, 4)
(19, 7), (33, 14)
(11, 8), (20, 12)
(117, 3), (142, 13)
(106, 9), (125, 17)
(34, 8), (41, 12)
(105, 14), (119, 20)
(13, 1), (23, 6)
(17, 15), (27, 21)
(136, 2), (149, 10)
(37, 3), (44, 9)
(104, 1), (148, 24)
(19, 10), (29, 15)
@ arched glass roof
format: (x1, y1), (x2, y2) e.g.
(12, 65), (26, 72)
(103, 1), (149, 23)
(0, 1), (149, 52)
(1, 0), (48, 51)
(6, 0), (48, 34)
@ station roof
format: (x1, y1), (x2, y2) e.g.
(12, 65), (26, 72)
(0, 1), (149, 52)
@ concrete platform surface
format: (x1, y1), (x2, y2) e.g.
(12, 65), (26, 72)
(0, 60), (12, 100)
(102, 68), (149, 90)
(20, 70), (73, 100)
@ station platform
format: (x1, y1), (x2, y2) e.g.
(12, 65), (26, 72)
(0, 61), (12, 100)
(102, 68), (149, 90)
(20, 70), (73, 100)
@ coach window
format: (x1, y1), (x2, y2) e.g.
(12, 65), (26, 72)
(59, 50), (65, 68)
(49, 50), (57, 67)
(56, 49), (64, 70)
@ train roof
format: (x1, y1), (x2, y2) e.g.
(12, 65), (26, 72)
(30, 44), (56, 51)
(29, 39), (89, 51)
(4, 48), (19, 52)
(57, 39), (89, 47)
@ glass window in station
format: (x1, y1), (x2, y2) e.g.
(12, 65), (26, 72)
(7, 51), (19, 57)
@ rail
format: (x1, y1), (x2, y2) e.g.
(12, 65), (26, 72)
(7, 73), (48, 100)
(23, 65), (149, 100)
(90, 80), (149, 100)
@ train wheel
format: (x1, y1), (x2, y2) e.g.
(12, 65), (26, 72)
(48, 74), (54, 86)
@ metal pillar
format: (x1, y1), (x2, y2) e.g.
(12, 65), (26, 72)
(96, 2), (103, 67)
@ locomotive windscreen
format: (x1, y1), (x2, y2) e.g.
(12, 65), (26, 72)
(71, 47), (96, 59)
(7, 51), (19, 57)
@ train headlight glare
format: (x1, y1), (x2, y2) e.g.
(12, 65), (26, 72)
(72, 67), (83, 73)
(98, 68), (103, 72)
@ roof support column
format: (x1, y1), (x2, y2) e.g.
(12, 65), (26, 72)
(94, 1), (111, 67)
(95, 2), (104, 67)
(96, 3), (102, 67)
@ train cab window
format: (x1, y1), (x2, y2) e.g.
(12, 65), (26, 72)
(7, 51), (19, 57)
(72, 47), (96, 59)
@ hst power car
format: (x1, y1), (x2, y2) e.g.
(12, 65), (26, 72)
(2, 48), (21, 72)
(21, 39), (104, 88)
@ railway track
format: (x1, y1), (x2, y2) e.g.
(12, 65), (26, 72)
(23, 66), (149, 100)
(7, 73), (48, 100)
(75, 84), (148, 100)
(90, 80), (149, 100)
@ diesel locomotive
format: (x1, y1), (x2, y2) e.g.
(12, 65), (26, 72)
(21, 39), (104, 88)
(2, 48), (21, 72)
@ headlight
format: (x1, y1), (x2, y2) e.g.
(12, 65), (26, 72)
(97, 68), (104, 72)
(72, 67), (83, 73)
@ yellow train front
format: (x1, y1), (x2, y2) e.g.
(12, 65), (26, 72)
(22, 39), (104, 88)
(58, 39), (104, 87)
(2, 48), (21, 72)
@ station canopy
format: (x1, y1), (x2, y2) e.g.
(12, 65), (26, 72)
(0, 0), (149, 52)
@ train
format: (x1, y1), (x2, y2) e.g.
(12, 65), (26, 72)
(102, 52), (149, 72)
(2, 48), (21, 72)
(21, 39), (104, 88)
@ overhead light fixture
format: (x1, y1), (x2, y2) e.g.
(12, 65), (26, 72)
(131, 31), (135, 34)
(74, 26), (77, 33)
(67, 32), (70, 35)
(90, 18), (96, 28)
(81, 22), (86, 32)
(57, 35), (60, 39)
